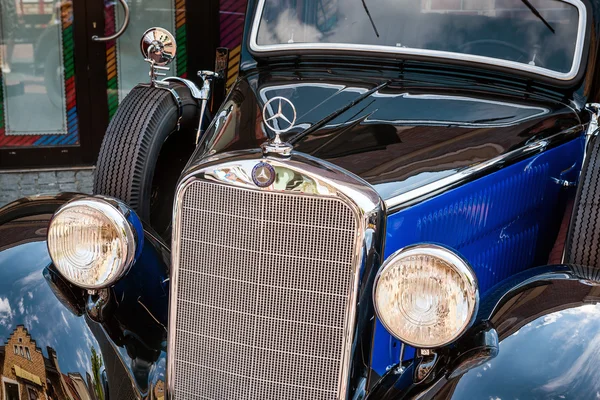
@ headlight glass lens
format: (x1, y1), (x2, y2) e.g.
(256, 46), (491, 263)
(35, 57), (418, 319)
(47, 198), (136, 288)
(374, 244), (478, 348)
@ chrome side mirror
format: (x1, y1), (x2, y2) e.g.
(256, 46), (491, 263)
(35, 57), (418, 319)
(140, 27), (177, 84)
(140, 27), (177, 66)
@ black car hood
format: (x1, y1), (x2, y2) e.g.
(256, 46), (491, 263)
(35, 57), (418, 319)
(192, 70), (583, 201)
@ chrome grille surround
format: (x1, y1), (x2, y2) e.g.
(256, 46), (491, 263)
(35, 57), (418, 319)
(168, 151), (384, 399)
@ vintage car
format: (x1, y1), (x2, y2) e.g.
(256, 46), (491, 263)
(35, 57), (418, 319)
(2, 0), (600, 399)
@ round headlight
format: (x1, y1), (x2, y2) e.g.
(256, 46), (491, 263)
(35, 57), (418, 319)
(47, 197), (140, 289)
(374, 244), (479, 348)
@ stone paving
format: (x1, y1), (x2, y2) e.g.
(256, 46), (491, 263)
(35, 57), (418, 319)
(0, 168), (94, 207)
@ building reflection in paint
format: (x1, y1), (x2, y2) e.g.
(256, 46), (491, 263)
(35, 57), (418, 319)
(0, 324), (99, 400)
(0, 202), (169, 400)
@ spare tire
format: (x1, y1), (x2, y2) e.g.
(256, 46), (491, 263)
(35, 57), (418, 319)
(564, 135), (600, 267)
(94, 82), (206, 239)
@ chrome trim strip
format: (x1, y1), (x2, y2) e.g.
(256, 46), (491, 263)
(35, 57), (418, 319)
(384, 126), (585, 213)
(249, 0), (587, 81)
(167, 151), (385, 399)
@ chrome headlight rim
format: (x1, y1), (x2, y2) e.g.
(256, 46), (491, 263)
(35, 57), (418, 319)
(373, 243), (479, 349)
(48, 196), (140, 289)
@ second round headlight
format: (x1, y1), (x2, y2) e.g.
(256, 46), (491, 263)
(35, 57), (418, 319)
(47, 197), (140, 289)
(374, 244), (479, 348)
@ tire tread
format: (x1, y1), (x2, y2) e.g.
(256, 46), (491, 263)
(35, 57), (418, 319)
(93, 83), (197, 221)
(565, 136), (600, 266)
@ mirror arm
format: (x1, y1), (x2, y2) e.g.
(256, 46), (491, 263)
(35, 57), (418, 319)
(195, 71), (222, 144)
(146, 60), (171, 86)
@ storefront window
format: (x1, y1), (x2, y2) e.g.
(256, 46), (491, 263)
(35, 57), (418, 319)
(0, 0), (73, 141)
(0, 0), (248, 168)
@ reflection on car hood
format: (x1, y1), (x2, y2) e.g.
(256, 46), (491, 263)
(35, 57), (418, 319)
(194, 70), (582, 201)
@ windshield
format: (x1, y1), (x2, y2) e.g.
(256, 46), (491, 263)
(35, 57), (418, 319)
(252, 0), (585, 80)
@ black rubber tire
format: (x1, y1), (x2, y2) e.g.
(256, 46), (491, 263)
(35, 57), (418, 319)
(565, 135), (600, 266)
(93, 82), (201, 239)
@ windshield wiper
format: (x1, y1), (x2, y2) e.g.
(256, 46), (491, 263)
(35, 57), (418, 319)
(520, 0), (555, 33)
(361, 0), (380, 38)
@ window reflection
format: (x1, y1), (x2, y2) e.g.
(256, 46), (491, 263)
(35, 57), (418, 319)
(0, 0), (70, 136)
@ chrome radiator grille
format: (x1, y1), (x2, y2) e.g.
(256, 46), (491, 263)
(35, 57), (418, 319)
(172, 180), (359, 400)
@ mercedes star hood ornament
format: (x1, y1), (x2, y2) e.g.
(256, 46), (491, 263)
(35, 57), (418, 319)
(261, 96), (296, 156)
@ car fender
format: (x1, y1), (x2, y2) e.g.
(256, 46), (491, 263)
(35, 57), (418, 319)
(0, 194), (170, 400)
(368, 264), (600, 399)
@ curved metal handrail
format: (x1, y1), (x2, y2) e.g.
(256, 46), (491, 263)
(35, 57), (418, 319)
(92, 0), (130, 42)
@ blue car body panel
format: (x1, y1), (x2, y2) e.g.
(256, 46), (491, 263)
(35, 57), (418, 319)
(371, 136), (585, 375)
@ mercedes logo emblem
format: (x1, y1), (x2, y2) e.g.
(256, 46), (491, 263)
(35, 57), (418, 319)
(262, 97), (297, 133)
(252, 162), (276, 187)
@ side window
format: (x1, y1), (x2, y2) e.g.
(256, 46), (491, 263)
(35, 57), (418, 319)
(13, 345), (17, 354)
(27, 387), (37, 400)
(25, 347), (31, 360)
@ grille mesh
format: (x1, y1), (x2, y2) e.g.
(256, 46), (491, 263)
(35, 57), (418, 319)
(173, 180), (358, 400)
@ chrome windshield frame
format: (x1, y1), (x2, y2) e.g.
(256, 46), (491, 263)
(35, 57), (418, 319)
(249, 0), (588, 81)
